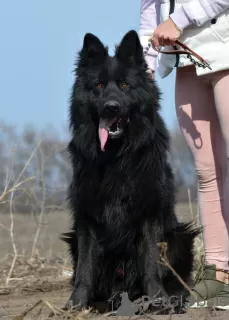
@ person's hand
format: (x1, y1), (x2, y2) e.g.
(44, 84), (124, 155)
(151, 18), (182, 48)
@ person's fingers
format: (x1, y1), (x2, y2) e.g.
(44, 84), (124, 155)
(152, 32), (178, 48)
(170, 37), (177, 46)
(157, 33), (169, 47)
(162, 37), (169, 46)
(160, 35), (176, 47)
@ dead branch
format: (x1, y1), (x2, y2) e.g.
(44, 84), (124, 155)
(5, 191), (18, 286)
(30, 146), (46, 260)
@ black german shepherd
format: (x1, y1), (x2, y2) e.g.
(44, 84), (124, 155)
(62, 30), (198, 313)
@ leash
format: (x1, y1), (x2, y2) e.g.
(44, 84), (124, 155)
(144, 38), (212, 70)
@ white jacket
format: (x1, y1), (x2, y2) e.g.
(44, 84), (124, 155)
(140, 0), (229, 78)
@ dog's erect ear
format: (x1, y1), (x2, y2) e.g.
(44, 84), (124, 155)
(115, 30), (144, 65)
(80, 33), (108, 66)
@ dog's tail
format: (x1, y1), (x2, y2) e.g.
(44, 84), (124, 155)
(162, 222), (201, 294)
(60, 231), (78, 284)
(60, 231), (75, 243)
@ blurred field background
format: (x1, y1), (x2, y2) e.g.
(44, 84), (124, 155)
(0, 121), (200, 263)
(0, 204), (198, 262)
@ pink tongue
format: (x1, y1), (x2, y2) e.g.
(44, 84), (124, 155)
(98, 118), (116, 152)
(99, 127), (108, 152)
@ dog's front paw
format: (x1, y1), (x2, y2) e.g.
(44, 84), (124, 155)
(48, 300), (87, 318)
(65, 300), (84, 312)
(65, 289), (90, 312)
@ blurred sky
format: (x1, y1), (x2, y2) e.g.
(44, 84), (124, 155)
(0, 0), (177, 135)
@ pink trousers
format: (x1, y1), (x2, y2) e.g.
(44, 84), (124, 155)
(175, 66), (229, 270)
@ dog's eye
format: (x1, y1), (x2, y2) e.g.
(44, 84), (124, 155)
(119, 82), (129, 88)
(96, 83), (104, 89)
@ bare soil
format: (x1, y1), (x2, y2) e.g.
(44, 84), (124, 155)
(1, 204), (229, 319)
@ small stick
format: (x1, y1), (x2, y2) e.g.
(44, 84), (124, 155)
(12, 299), (43, 320)
(6, 191), (18, 286)
(42, 300), (59, 316)
(157, 242), (199, 320)
(157, 242), (193, 296)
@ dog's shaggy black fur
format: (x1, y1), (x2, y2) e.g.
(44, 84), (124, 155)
(62, 30), (199, 312)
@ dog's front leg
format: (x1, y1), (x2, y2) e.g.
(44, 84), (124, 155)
(66, 231), (98, 310)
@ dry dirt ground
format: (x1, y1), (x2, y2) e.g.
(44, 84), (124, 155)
(1, 204), (229, 319)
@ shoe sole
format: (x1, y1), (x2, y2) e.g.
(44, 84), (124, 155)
(187, 301), (208, 308)
(215, 305), (229, 310)
(187, 302), (229, 310)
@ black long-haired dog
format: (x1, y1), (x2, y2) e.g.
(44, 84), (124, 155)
(62, 30), (199, 312)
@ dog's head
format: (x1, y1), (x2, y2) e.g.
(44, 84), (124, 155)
(72, 30), (160, 153)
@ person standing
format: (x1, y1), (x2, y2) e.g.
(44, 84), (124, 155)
(139, 0), (229, 309)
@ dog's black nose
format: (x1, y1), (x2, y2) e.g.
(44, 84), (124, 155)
(104, 101), (120, 113)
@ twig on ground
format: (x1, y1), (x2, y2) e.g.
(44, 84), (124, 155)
(157, 242), (199, 320)
(157, 242), (193, 296)
(42, 300), (60, 317)
(34, 305), (43, 319)
(12, 299), (43, 320)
